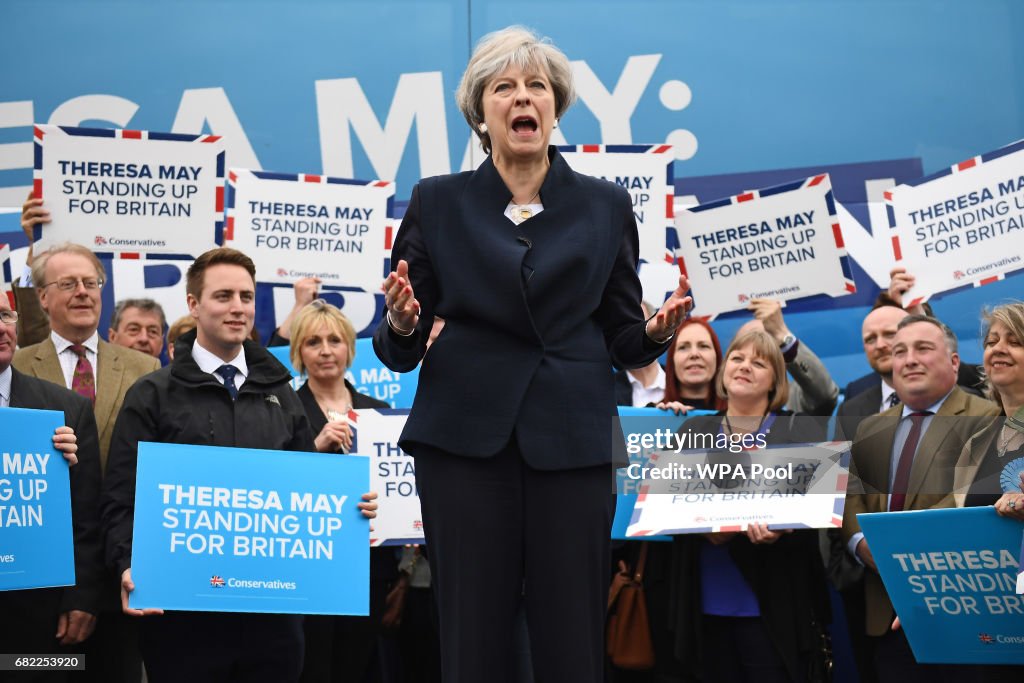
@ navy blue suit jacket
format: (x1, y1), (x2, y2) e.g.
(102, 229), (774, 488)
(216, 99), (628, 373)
(374, 148), (667, 470)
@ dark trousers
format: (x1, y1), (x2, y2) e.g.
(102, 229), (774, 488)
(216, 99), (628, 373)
(0, 592), (78, 683)
(837, 582), (876, 683)
(300, 562), (390, 683)
(139, 612), (303, 683)
(80, 608), (142, 683)
(701, 615), (794, 683)
(413, 438), (614, 683)
(872, 628), (987, 683)
(395, 587), (442, 683)
(868, 626), (1019, 683)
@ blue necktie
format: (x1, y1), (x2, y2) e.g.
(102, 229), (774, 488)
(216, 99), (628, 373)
(215, 365), (239, 401)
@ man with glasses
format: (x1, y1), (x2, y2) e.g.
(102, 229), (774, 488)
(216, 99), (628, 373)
(12, 241), (159, 683)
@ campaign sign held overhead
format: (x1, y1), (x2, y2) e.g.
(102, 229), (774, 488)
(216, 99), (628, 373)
(673, 174), (856, 317)
(885, 138), (1024, 306)
(225, 168), (394, 290)
(0, 407), (74, 591)
(33, 125), (224, 257)
(130, 442), (369, 615)
(859, 506), (1024, 664)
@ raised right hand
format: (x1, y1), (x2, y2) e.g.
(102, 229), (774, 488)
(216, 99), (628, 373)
(382, 259), (420, 333)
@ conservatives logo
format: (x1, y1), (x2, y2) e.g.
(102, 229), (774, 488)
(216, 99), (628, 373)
(953, 270), (966, 281)
(206, 575), (298, 590)
(737, 294), (749, 303)
(94, 236), (108, 246)
(277, 268), (288, 277)
(978, 633), (994, 644)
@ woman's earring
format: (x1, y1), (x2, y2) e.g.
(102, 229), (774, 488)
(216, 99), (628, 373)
(553, 119), (559, 129)
(478, 122), (488, 134)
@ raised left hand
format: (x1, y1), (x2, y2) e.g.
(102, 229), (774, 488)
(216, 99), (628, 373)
(52, 426), (78, 467)
(646, 274), (693, 342)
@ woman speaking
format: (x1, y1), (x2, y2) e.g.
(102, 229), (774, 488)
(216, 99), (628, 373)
(374, 25), (690, 682)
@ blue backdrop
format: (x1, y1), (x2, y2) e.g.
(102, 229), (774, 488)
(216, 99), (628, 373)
(2, 0), (1022, 383)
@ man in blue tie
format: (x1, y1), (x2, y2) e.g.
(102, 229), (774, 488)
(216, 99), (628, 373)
(101, 247), (377, 683)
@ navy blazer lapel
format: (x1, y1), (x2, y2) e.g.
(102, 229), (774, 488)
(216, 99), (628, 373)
(8, 367), (42, 408)
(460, 154), (542, 338)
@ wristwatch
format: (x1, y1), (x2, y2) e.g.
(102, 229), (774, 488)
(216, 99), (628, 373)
(779, 333), (796, 349)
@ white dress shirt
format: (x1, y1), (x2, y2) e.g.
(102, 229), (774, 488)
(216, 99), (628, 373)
(627, 365), (666, 407)
(0, 366), (12, 407)
(191, 341), (247, 392)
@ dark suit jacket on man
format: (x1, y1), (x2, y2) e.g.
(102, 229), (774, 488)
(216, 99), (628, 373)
(0, 368), (104, 651)
(841, 386), (999, 636)
(374, 147), (667, 470)
(13, 338), (160, 472)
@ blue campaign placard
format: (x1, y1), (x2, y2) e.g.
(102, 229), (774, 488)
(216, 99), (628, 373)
(0, 407), (74, 591)
(267, 338), (419, 409)
(131, 442), (369, 615)
(858, 507), (1024, 664)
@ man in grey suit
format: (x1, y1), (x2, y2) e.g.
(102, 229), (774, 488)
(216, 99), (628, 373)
(12, 241), (159, 683)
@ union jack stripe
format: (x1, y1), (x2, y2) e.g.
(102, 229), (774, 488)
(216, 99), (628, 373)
(885, 138), (1024, 305)
(225, 169), (395, 254)
(32, 124), (223, 259)
(671, 173), (855, 299)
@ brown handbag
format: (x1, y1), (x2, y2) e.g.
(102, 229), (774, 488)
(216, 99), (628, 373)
(606, 542), (655, 670)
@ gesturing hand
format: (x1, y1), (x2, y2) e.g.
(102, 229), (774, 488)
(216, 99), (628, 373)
(382, 260), (420, 334)
(646, 274), (693, 342)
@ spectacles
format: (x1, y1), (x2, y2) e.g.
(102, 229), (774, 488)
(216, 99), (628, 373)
(0, 310), (18, 324)
(42, 277), (105, 292)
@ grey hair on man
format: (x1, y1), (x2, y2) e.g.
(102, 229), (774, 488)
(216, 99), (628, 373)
(110, 298), (166, 332)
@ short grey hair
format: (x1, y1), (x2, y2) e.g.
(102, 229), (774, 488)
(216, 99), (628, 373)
(896, 314), (958, 354)
(111, 298), (166, 332)
(455, 25), (576, 154)
(31, 242), (106, 290)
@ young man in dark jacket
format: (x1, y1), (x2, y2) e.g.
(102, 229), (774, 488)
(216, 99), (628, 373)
(100, 247), (376, 683)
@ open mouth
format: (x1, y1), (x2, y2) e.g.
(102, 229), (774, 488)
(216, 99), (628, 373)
(511, 116), (538, 133)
